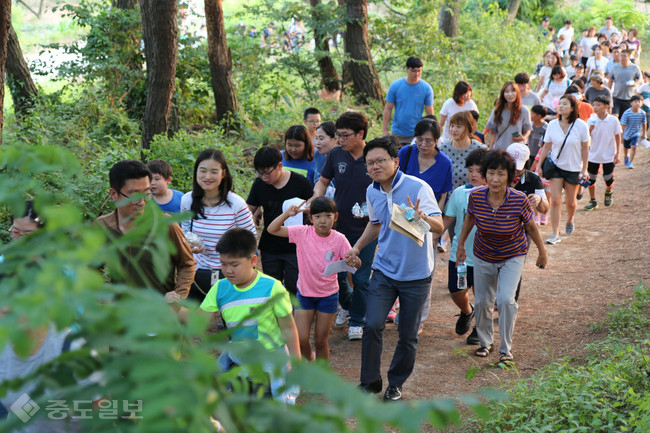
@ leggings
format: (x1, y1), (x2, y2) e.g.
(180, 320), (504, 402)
(587, 162), (615, 187)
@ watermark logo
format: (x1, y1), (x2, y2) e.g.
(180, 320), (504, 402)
(10, 393), (40, 422)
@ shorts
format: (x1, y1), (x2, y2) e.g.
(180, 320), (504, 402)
(623, 136), (640, 149)
(545, 163), (580, 185)
(448, 260), (475, 293)
(296, 291), (338, 314)
(613, 98), (632, 116)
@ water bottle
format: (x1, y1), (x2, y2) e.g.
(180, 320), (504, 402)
(400, 203), (416, 221)
(457, 262), (467, 290)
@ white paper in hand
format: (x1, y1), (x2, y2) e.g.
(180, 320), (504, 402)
(324, 260), (357, 276)
(640, 139), (650, 149)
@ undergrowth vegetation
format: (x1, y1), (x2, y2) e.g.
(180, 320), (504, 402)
(464, 283), (650, 433)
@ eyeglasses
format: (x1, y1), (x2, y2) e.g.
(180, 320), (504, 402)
(9, 225), (35, 237)
(306, 120), (321, 125)
(335, 132), (355, 140)
(118, 190), (150, 204)
(256, 164), (278, 178)
(415, 137), (436, 146)
(365, 157), (393, 168)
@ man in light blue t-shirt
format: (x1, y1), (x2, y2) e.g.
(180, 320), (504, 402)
(382, 57), (434, 145)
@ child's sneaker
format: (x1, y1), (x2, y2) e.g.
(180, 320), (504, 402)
(624, 156), (629, 165)
(335, 308), (349, 328)
(628, 162), (634, 169)
(604, 190), (613, 207)
(540, 213), (548, 225)
(584, 199), (598, 211)
(534, 215), (541, 224)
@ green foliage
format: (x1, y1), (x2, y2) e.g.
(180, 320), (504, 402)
(550, 0), (649, 36)
(371, 3), (545, 128)
(0, 142), (498, 432)
(145, 129), (256, 197)
(44, 0), (146, 115)
(463, 284), (650, 432)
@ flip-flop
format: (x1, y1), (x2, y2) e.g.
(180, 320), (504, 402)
(475, 344), (493, 357)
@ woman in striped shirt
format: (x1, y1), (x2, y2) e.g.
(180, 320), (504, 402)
(181, 149), (257, 302)
(456, 150), (547, 364)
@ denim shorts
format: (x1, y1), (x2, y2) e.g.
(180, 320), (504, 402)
(623, 135), (640, 149)
(448, 260), (475, 293)
(296, 291), (339, 314)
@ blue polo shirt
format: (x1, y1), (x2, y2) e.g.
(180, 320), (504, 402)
(367, 170), (441, 281)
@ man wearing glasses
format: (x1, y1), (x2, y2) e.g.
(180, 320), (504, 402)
(247, 146), (314, 295)
(382, 57), (434, 146)
(345, 136), (443, 401)
(312, 111), (375, 341)
(95, 160), (196, 303)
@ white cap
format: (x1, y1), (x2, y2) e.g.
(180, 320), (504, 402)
(507, 142), (530, 171)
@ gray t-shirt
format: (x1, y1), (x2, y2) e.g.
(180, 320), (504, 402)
(610, 64), (641, 100)
(438, 139), (488, 190)
(521, 92), (541, 107)
(584, 86), (613, 107)
(486, 106), (533, 151)
(528, 122), (548, 158)
(0, 327), (81, 433)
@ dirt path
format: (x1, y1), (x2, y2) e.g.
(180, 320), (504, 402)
(327, 150), (650, 408)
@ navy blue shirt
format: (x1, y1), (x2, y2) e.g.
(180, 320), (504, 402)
(320, 146), (372, 239)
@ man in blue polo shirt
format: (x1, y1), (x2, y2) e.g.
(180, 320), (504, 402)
(345, 136), (443, 401)
(382, 57), (434, 145)
(312, 111), (376, 341)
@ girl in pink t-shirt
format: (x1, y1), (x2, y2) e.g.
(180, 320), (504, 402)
(268, 197), (356, 362)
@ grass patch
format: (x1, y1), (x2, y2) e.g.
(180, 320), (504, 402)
(463, 282), (650, 432)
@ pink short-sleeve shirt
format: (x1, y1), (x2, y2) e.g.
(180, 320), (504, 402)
(287, 225), (351, 297)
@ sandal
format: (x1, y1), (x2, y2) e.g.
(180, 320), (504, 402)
(475, 345), (493, 357)
(498, 353), (514, 364)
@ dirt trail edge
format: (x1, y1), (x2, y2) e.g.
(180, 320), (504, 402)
(327, 151), (649, 405)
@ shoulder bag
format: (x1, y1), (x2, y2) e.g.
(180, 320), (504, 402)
(542, 121), (575, 179)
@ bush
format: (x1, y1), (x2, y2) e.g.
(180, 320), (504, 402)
(464, 284), (650, 432)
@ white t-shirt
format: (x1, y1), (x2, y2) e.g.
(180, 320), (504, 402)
(636, 82), (650, 109)
(543, 118), (590, 172)
(586, 56), (608, 73)
(180, 191), (257, 270)
(588, 114), (622, 163)
(440, 98), (479, 141)
(542, 78), (570, 111)
(557, 26), (574, 52)
(578, 37), (598, 57)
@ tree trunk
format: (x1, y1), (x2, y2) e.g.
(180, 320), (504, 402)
(6, 24), (37, 118)
(205, 0), (238, 129)
(438, 0), (460, 38)
(507, 0), (521, 24)
(310, 0), (341, 95)
(0, 0), (10, 144)
(140, 0), (177, 149)
(343, 0), (383, 104)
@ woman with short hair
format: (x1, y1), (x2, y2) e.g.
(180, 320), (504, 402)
(456, 150), (548, 364)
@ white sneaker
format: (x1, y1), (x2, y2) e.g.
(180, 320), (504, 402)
(545, 235), (561, 245)
(335, 308), (349, 328)
(348, 326), (363, 340)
